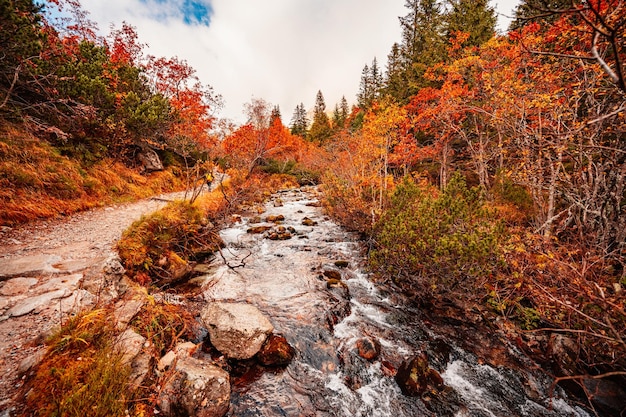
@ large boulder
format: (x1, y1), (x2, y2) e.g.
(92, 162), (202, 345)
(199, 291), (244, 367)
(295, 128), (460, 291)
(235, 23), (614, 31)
(137, 147), (163, 171)
(201, 302), (274, 360)
(159, 356), (230, 417)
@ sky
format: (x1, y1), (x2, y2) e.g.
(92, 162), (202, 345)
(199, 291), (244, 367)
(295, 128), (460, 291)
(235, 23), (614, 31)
(71, 0), (521, 126)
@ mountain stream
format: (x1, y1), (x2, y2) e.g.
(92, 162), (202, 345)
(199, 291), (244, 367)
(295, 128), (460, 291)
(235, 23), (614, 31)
(191, 187), (590, 417)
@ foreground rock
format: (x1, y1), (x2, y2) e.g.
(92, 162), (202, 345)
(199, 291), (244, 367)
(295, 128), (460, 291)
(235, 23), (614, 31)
(159, 355), (230, 417)
(201, 302), (274, 360)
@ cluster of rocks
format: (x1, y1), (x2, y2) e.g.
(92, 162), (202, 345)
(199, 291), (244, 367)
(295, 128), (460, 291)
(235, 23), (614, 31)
(246, 213), (319, 241)
(113, 299), (295, 417)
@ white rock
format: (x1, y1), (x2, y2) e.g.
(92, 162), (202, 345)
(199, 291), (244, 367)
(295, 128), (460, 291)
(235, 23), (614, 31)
(201, 302), (274, 360)
(0, 277), (39, 296)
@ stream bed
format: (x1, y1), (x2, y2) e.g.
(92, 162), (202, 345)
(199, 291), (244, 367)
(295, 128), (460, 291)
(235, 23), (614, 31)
(192, 187), (590, 417)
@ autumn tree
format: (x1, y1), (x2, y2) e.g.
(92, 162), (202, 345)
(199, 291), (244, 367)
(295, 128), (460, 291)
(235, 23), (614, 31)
(308, 90), (332, 144)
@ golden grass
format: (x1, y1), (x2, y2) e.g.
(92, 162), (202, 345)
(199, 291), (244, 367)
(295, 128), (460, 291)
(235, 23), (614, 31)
(0, 123), (185, 225)
(21, 309), (132, 417)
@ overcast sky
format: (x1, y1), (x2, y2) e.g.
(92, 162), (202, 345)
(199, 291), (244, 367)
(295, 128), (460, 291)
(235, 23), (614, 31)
(74, 0), (520, 125)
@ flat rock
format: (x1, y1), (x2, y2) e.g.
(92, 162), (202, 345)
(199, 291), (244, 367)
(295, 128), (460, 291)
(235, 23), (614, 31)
(33, 273), (83, 294)
(5, 289), (72, 317)
(201, 302), (274, 360)
(0, 254), (62, 278)
(0, 277), (39, 296)
(116, 328), (146, 365)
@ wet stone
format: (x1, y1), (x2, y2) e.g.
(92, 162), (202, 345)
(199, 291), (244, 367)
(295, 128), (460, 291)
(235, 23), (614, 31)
(302, 217), (318, 226)
(257, 334), (296, 367)
(323, 270), (342, 280)
(356, 337), (381, 361)
(265, 215), (285, 223)
(396, 353), (445, 397)
(334, 260), (350, 269)
(247, 226), (272, 234)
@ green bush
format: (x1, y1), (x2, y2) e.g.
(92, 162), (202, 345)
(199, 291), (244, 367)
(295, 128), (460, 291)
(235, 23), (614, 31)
(370, 173), (505, 295)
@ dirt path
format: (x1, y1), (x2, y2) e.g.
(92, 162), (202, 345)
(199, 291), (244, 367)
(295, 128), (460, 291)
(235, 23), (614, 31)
(0, 190), (188, 414)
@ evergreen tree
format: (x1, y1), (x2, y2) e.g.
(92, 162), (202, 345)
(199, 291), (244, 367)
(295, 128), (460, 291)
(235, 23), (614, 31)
(444, 0), (496, 47)
(396, 0), (446, 100)
(357, 58), (383, 110)
(357, 64), (371, 109)
(340, 96), (349, 124)
(382, 42), (405, 100)
(289, 103), (308, 138)
(270, 105), (281, 124)
(0, 0), (44, 113)
(332, 104), (342, 129)
(309, 90), (332, 144)
(331, 96), (350, 131)
(509, 0), (572, 30)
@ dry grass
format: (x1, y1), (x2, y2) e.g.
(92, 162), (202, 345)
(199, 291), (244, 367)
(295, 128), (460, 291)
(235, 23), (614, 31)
(0, 123), (185, 226)
(20, 310), (132, 417)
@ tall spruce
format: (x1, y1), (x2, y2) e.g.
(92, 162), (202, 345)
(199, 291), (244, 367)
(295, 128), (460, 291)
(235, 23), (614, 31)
(382, 42), (405, 100)
(357, 58), (383, 110)
(289, 102), (308, 138)
(309, 90), (332, 144)
(332, 96), (350, 131)
(396, 0), (446, 101)
(444, 0), (496, 47)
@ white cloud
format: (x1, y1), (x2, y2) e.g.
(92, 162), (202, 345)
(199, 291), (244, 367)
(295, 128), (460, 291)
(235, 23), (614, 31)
(76, 0), (519, 125)
(78, 0), (406, 124)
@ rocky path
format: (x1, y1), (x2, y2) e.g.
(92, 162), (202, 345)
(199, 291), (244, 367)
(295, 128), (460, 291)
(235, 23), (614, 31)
(0, 190), (188, 413)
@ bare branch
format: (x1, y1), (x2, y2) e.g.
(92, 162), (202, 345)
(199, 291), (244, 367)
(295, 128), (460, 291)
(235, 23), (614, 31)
(0, 64), (21, 109)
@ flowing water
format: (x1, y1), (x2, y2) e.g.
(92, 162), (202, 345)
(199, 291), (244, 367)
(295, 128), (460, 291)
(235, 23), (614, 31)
(194, 187), (590, 417)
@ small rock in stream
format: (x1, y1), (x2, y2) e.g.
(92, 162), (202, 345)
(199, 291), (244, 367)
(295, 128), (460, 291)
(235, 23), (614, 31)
(323, 270), (342, 280)
(302, 217), (318, 226)
(334, 260), (350, 268)
(247, 226), (272, 234)
(256, 334), (296, 367)
(395, 353), (445, 397)
(356, 337), (381, 361)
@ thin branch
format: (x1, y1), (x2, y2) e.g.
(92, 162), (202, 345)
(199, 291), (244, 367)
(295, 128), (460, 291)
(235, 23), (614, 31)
(0, 64), (21, 109)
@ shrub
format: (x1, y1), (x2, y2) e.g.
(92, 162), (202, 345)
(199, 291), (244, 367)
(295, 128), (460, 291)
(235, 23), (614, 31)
(370, 173), (505, 297)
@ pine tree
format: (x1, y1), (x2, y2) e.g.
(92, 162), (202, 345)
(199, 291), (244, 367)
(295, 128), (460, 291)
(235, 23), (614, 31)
(340, 96), (349, 124)
(357, 58), (383, 110)
(357, 64), (371, 109)
(396, 0), (446, 100)
(309, 90), (332, 144)
(382, 43), (406, 100)
(444, 0), (496, 47)
(289, 103), (308, 138)
(509, 0), (572, 30)
(270, 105), (281, 124)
